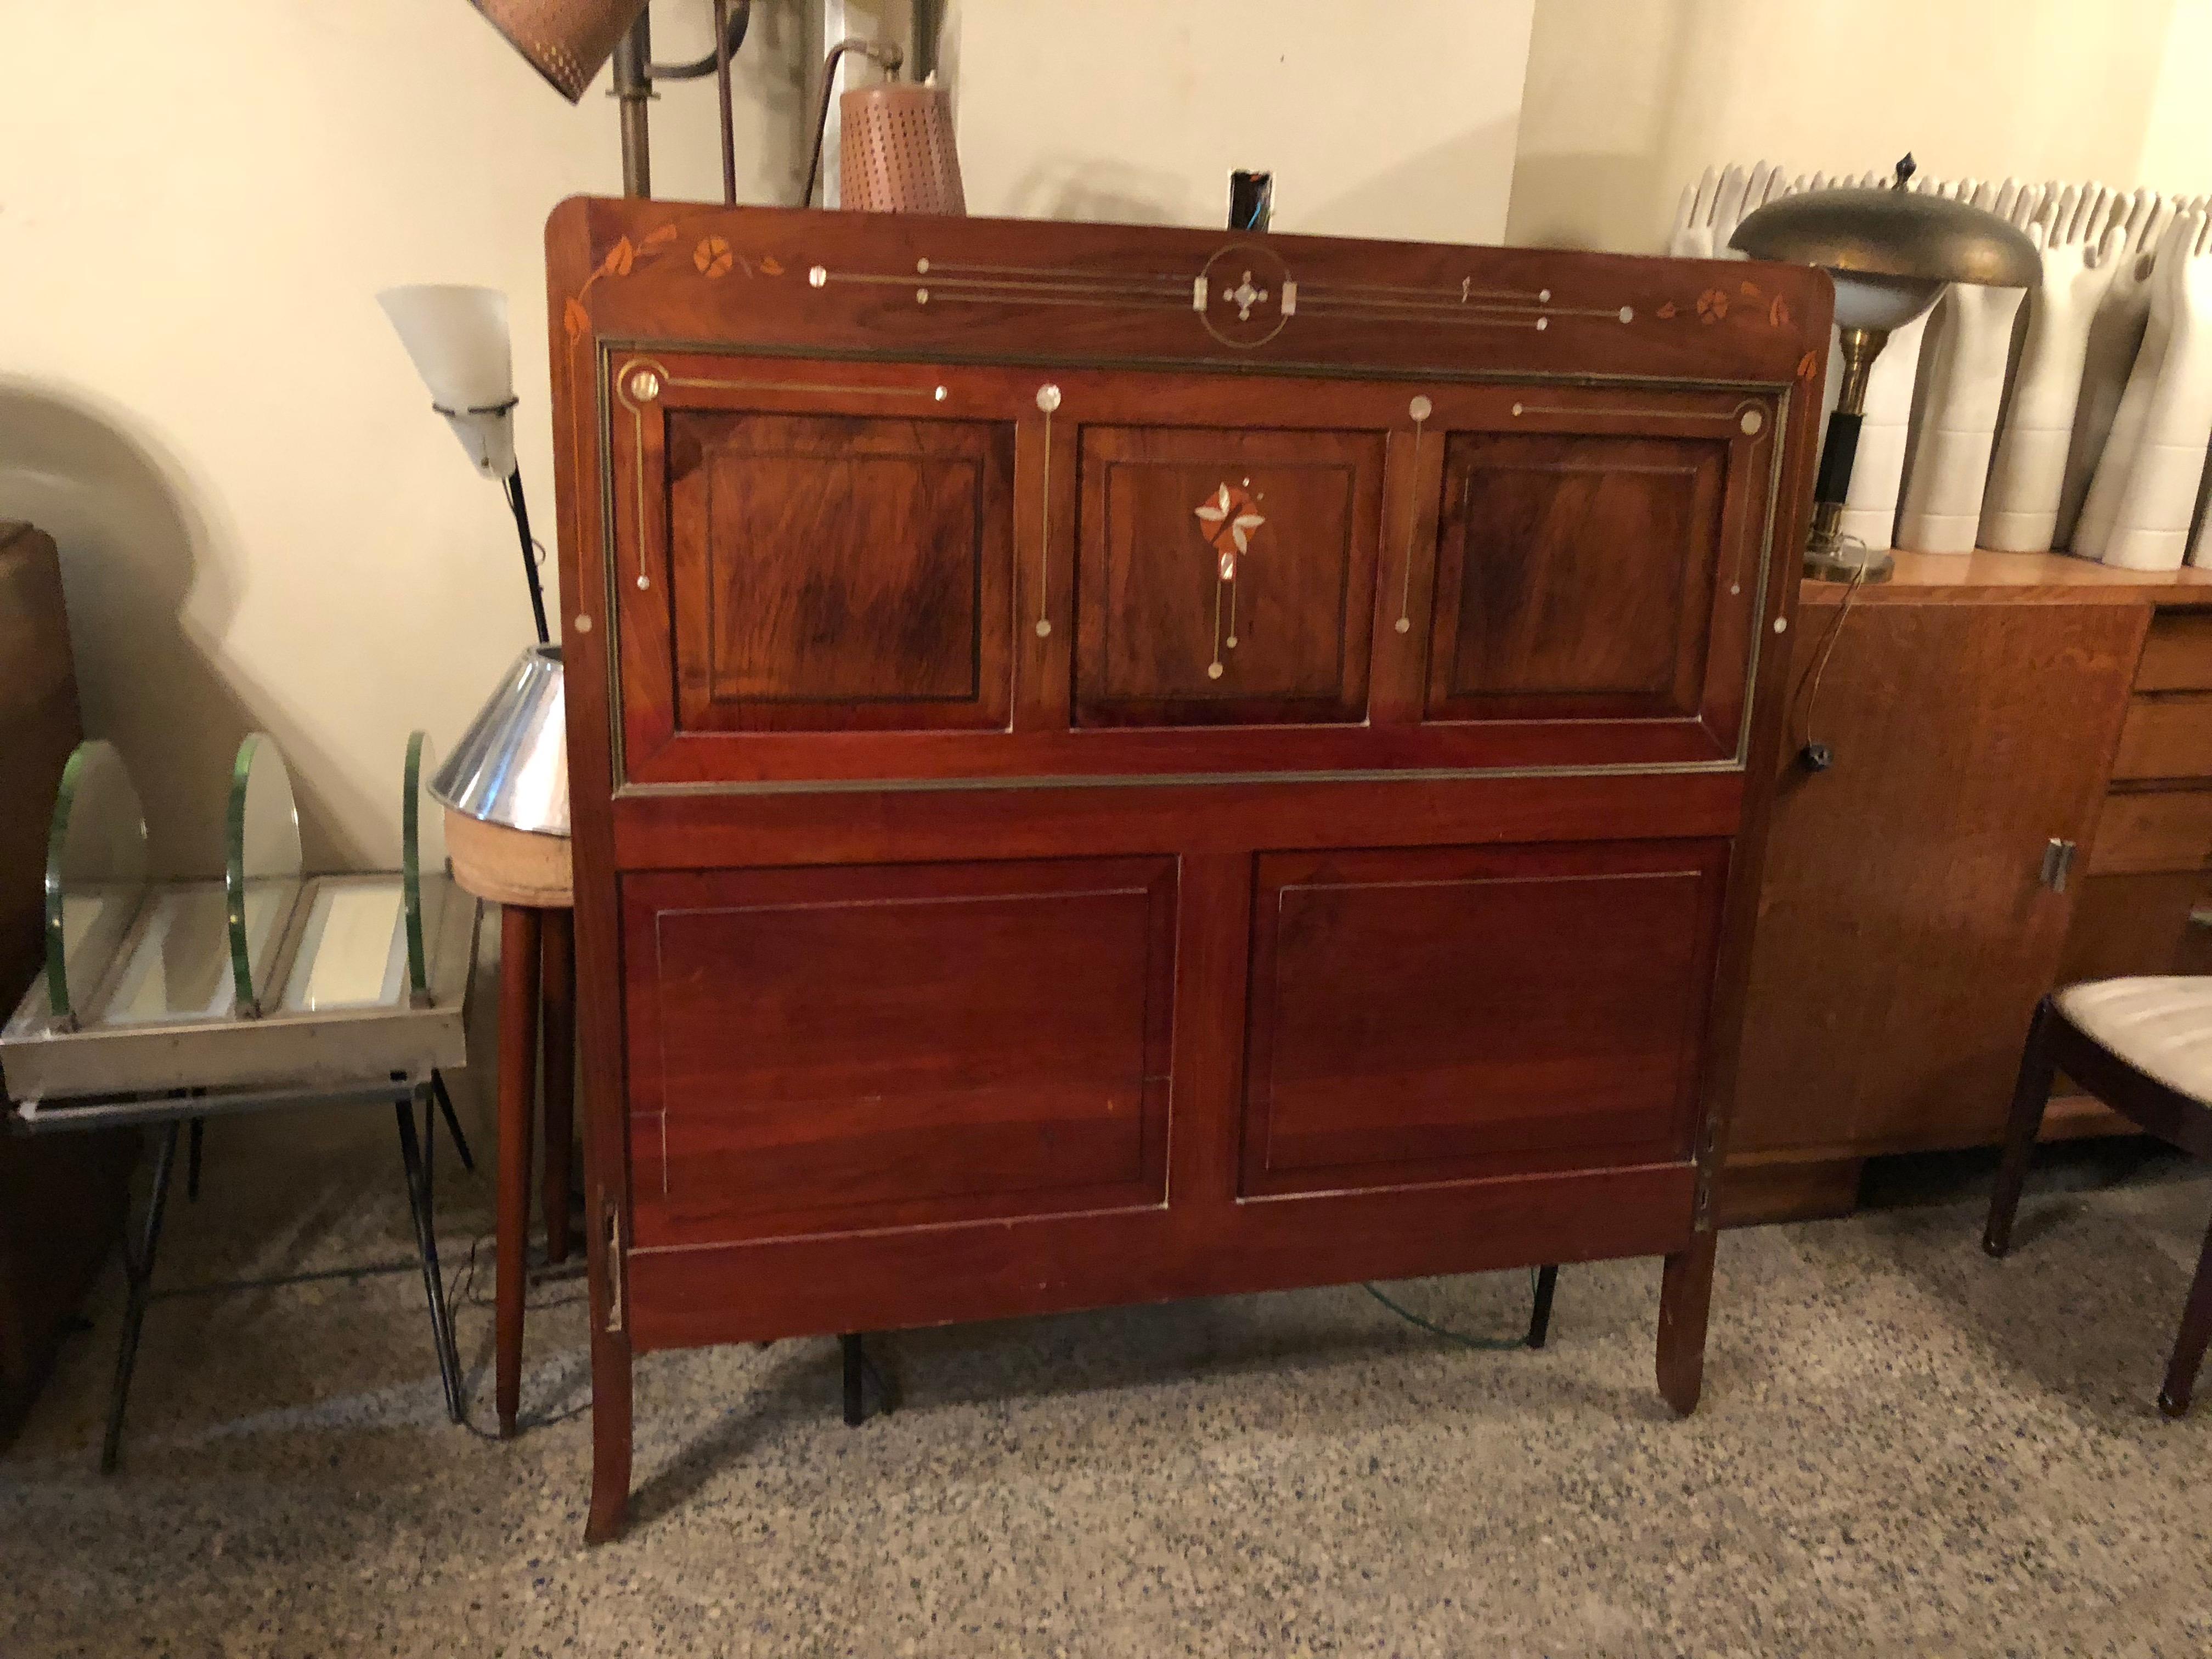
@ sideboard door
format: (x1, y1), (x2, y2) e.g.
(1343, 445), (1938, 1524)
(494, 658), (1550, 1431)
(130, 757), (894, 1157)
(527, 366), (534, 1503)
(1730, 595), (2140, 1163)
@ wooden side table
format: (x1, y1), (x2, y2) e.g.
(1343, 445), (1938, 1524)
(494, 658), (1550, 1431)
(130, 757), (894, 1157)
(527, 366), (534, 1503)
(445, 809), (574, 1438)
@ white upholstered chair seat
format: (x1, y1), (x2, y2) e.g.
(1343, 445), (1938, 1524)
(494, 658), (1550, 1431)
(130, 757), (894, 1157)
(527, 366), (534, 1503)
(2055, 977), (2212, 1104)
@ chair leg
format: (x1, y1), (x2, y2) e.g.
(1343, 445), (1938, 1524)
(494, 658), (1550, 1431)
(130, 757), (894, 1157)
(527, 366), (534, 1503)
(1527, 1265), (1559, 1349)
(2158, 1204), (2212, 1418)
(842, 1334), (866, 1426)
(1984, 996), (2060, 1259)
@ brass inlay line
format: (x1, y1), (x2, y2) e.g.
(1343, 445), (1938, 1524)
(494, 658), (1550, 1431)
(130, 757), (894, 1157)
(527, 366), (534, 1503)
(1299, 306), (1546, 331)
(1305, 295), (1621, 321)
(1510, 400), (1739, 420)
(919, 258), (1194, 284)
(826, 271), (1187, 302)
(663, 374), (939, 398)
(1034, 384), (1061, 638)
(1397, 397), (1432, 635)
(1305, 278), (1550, 304)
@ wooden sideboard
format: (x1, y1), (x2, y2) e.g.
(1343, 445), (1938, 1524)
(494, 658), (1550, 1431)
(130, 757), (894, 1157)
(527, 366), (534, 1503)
(547, 200), (1829, 1541)
(1726, 550), (2212, 1223)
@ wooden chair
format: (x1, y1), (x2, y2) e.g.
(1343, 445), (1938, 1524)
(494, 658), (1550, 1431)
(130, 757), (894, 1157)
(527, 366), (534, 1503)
(1984, 979), (2212, 1416)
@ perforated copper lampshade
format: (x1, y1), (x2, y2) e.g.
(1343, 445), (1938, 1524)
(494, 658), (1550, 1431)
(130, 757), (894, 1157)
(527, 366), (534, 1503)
(839, 82), (966, 215)
(471, 0), (648, 101)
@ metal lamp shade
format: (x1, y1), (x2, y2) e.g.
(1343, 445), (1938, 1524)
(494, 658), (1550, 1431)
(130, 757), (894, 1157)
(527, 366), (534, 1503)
(431, 645), (569, 836)
(1730, 188), (2041, 290)
(470, 0), (648, 101)
(840, 83), (967, 215)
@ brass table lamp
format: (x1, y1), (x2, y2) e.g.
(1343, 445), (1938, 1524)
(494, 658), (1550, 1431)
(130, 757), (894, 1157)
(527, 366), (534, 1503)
(1732, 159), (2039, 583)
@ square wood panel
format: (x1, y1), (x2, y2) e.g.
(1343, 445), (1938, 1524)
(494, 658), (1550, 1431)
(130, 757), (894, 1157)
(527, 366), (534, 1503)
(1075, 426), (1384, 726)
(665, 411), (1015, 732)
(1427, 432), (1725, 723)
(1242, 840), (1726, 1195)
(623, 857), (1177, 1245)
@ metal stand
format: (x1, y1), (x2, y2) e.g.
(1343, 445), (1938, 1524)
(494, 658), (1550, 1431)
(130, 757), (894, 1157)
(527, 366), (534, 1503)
(394, 1089), (465, 1424)
(66, 1071), (470, 1471)
(431, 1071), (475, 1173)
(1527, 1265), (1560, 1350)
(100, 1121), (181, 1473)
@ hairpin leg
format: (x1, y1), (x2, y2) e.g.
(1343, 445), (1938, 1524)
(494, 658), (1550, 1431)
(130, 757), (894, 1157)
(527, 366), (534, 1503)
(101, 1121), (182, 1474)
(396, 1093), (464, 1424)
(431, 1069), (475, 1174)
(185, 1117), (205, 1201)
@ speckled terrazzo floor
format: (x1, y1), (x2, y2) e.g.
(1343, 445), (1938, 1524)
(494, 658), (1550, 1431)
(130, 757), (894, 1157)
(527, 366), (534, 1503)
(5, 1120), (2212, 1659)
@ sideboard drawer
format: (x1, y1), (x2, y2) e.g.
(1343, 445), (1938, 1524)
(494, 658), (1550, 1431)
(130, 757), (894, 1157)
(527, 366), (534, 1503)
(2112, 694), (2212, 782)
(1240, 838), (1727, 1197)
(623, 856), (1177, 1246)
(2090, 788), (2212, 873)
(2058, 870), (2212, 983)
(2134, 611), (2212, 692)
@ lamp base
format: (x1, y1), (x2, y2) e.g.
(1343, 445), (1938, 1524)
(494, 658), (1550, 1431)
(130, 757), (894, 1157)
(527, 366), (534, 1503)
(1803, 538), (1893, 585)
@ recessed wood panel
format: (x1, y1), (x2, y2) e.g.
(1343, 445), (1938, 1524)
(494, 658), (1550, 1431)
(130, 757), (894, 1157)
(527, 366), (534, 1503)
(665, 411), (1014, 732)
(1074, 426), (1383, 726)
(1242, 840), (1726, 1196)
(623, 858), (1175, 1244)
(1427, 432), (1725, 723)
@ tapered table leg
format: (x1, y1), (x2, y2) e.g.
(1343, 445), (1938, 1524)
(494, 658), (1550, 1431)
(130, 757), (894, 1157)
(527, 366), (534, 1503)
(540, 911), (575, 1267)
(496, 904), (543, 1439)
(586, 1310), (633, 1544)
(1657, 1232), (1718, 1417)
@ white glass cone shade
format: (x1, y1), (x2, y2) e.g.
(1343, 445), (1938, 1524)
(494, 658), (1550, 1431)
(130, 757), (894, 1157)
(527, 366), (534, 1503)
(377, 284), (517, 478)
(1831, 269), (1944, 334)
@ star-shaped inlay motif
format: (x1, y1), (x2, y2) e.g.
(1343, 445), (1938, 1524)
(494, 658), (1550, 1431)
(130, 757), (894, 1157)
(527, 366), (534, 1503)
(1194, 482), (1266, 582)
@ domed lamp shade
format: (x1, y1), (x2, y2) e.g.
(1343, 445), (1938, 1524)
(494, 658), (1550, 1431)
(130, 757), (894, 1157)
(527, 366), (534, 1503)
(1732, 164), (2040, 583)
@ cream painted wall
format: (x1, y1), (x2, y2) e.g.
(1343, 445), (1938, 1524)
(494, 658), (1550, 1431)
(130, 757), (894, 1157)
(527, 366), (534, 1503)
(939, 0), (1532, 243)
(0, 1), (804, 878)
(2139, 0), (2212, 200)
(0, 0), (1529, 883)
(1508, 0), (2186, 253)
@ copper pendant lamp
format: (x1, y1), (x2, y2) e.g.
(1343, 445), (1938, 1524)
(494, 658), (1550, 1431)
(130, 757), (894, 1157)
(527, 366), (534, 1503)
(470, 0), (751, 200)
(470, 0), (647, 101)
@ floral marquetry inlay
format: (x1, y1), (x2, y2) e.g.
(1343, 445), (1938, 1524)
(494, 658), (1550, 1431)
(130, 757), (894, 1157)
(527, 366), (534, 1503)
(1194, 481), (1268, 678)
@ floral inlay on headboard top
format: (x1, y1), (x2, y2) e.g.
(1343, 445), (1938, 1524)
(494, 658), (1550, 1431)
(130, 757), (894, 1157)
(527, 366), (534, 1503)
(563, 224), (788, 342)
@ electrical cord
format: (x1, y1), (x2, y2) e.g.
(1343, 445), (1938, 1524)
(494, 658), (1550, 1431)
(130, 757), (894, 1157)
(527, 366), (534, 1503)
(1362, 1267), (1545, 1352)
(1795, 533), (1872, 771)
